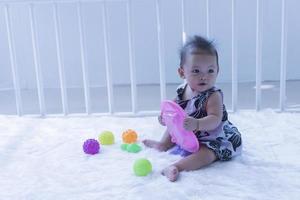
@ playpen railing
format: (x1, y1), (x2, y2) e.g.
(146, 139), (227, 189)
(0, 0), (290, 116)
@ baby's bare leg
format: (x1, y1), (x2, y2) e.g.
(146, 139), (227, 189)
(162, 146), (217, 181)
(142, 130), (175, 151)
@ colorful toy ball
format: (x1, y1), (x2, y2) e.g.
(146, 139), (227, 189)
(83, 139), (100, 155)
(99, 131), (115, 145)
(121, 143), (128, 151)
(133, 158), (152, 176)
(121, 143), (142, 153)
(122, 129), (137, 143)
(127, 143), (141, 153)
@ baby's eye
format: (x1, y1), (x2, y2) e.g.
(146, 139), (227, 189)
(208, 69), (214, 73)
(192, 69), (200, 73)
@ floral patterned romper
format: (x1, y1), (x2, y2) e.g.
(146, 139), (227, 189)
(175, 84), (242, 161)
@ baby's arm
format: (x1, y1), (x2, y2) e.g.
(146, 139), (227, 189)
(183, 92), (223, 131)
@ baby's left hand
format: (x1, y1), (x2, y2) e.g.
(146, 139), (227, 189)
(183, 116), (198, 131)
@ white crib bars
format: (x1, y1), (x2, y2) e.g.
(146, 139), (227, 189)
(280, 0), (287, 112)
(255, 0), (263, 111)
(0, 0), (291, 116)
(4, 4), (23, 116)
(53, 2), (69, 115)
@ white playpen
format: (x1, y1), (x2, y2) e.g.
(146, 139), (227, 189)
(0, 0), (299, 117)
(1, 2), (300, 199)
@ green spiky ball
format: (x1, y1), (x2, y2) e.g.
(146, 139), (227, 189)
(127, 143), (141, 153)
(133, 158), (152, 176)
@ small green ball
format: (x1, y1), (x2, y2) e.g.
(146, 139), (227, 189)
(127, 143), (142, 153)
(133, 158), (152, 176)
(121, 143), (128, 151)
(99, 131), (115, 145)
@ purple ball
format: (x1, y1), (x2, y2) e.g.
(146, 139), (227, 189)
(83, 139), (100, 155)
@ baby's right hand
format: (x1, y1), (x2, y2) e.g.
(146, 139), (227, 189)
(158, 115), (166, 126)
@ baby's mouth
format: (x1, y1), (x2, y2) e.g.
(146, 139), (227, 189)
(198, 83), (206, 86)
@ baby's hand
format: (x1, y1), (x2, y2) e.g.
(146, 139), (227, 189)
(158, 115), (166, 126)
(183, 116), (198, 131)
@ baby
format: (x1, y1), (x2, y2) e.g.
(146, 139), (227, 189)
(143, 35), (242, 182)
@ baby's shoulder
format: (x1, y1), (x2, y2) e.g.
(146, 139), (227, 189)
(207, 87), (223, 98)
(207, 90), (223, 103)
(176, 82), (187, 93)
(175, 82), (187, 99)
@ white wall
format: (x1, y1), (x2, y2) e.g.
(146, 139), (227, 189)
(0, 0), (300, 90)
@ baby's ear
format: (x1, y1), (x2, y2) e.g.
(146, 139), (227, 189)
(178, 67), (185, 78)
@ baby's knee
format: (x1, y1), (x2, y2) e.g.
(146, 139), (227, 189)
(198, 146), (218, 162)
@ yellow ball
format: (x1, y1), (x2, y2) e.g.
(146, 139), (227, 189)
(99, 131), (115, 145)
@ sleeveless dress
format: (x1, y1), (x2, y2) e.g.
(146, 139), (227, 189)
(174, 84), (242, 161)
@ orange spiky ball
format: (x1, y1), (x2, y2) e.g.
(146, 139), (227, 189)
(122, 129), (138, 143)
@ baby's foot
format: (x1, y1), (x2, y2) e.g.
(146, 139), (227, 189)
(161, 165), (179, 182)
(142, 139), (167, 152)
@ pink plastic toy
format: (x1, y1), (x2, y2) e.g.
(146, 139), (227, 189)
(161, 100), (200, 153)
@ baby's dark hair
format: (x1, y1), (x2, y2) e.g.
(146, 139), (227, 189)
(179, 35), (219, 68)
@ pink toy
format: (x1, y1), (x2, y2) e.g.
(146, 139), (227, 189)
(161, 100), (200, 153)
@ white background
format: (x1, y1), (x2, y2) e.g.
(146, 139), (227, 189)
(0, 0), (300, 90)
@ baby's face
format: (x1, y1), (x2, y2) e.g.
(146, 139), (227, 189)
(179, 53), (218, 93)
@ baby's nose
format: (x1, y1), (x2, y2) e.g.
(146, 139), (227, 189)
(198, 73), (206, 79)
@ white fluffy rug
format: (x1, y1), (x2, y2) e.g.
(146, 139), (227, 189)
(0, 110), (299, 200)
